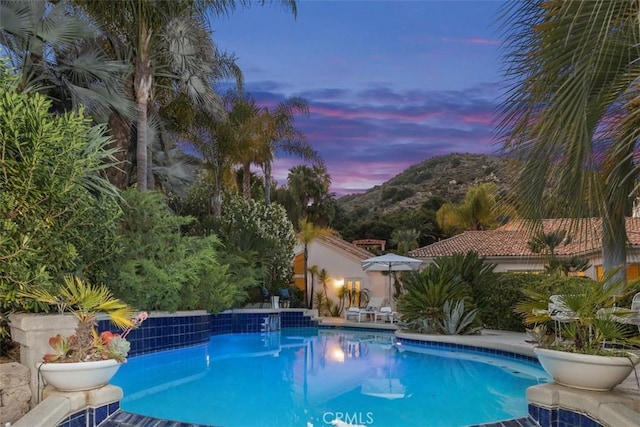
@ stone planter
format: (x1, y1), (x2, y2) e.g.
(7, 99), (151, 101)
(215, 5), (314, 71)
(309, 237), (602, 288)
(534, 347), (638, 391)
(37, 359), (121, 392)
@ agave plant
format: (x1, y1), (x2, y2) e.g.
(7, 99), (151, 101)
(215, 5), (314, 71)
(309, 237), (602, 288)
(437, 299), (481, 335)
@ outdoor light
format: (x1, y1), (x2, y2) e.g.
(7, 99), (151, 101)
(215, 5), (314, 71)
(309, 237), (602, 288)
(335, 279), (344, 288)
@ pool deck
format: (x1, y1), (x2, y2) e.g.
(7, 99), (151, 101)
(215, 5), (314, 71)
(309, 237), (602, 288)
(320, 316), (640, 427)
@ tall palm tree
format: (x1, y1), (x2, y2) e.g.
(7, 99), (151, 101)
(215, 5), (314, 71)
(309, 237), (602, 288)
(182, 96), (244, 217)
(253, 97), (319, 204)
(298, 217), (332, 309)
(287, 164), (334, 225)
(0, 0), (133, 121)
(79, 0), (297, 191)
(498, 1), (640, 283)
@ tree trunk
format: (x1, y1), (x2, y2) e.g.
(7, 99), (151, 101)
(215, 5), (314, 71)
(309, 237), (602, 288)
(242, 161), (251, 200)
(264, 161), (272, 204)
(211, 173), (223, 218)
(304, 244), (309, 308)
(106, 112), (132, 189)
(134, 23), (152, 191)
(602, 211), (628, 288)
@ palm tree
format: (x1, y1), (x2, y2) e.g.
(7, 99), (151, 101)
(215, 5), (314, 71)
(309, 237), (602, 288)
(318, 268), (330, 300)
(0, 0), (133, 121)
(287, 164), (335, 226)
(253, 97), (319, 204)
(436, 183), (502, 234)
(307, 265), (319, 310)
(391, 228), (421, 255)
(298, 217), (332, 308)
(79, 0), (297, 191)
(224, 91), (319, 202)
(498, 0), (640, 284)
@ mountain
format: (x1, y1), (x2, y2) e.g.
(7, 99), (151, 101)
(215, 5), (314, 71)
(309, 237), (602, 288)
(337, 153), (514, 217)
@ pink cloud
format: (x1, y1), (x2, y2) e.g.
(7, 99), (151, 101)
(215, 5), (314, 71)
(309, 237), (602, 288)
(309, 105), (441, 123)
(440, 36), (501, 46)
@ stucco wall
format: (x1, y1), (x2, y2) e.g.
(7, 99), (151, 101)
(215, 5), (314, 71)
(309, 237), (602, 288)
(302, 240), (389, 307)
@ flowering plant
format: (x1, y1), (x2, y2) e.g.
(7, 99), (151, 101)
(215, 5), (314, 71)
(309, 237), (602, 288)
(20, 275), (147, 363)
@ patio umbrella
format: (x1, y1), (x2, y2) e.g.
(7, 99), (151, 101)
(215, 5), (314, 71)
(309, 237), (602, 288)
(361, 253), (423, 308)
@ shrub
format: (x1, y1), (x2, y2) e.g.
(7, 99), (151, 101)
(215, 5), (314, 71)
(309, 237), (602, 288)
(105, 190), (249, 312)
(216, 194), (296, 289)
(430, 252), (496, 326)
(479, 273), (597, 331)
(397, 268), (474, 333)
(0, 60), (121, 341)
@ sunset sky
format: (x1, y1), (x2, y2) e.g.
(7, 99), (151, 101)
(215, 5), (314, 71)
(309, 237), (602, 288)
(212, 0), (505, 196)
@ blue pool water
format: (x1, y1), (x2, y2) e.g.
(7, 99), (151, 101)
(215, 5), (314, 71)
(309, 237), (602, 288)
(110, 328), (549, 427)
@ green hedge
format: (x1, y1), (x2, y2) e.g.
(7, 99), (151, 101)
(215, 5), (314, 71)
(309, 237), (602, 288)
(478, 273), (596, 331)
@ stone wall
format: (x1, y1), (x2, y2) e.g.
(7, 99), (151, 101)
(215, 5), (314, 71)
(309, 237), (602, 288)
(0, 362), (31, 425)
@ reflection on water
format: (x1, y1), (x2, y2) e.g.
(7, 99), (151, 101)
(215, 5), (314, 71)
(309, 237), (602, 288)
(111, 328), (548, 427)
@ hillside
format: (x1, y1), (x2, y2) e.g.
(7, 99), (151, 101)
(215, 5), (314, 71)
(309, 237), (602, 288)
(337, 153), (514, 217)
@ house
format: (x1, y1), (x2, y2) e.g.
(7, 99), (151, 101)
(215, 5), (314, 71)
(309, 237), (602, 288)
(408, 218), (640, 280)
(293, 235), (388, 307)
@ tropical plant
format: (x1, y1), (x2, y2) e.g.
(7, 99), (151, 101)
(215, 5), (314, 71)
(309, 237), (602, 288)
(0, 60), (122, 338)
(431, 252), (496, 318)
(397, 267), (474, 334)
(436, 183), (503, 234)
(78, 0), (290, 190)
(436, 300), (481, 335)
(318, 268), (330, 299)
(224, 92), (320, 202)
(298, 218), (333, 308)
(286, 164), (335, 226)
(391, 228), (420, 255)
(528, 230), (581, 276)
(498, 0), (640, 283)
(18, 276), (143, 363)
(307, 265), (319, 309)
(0, 0), (133, 122)
(514, 275), (640, 355)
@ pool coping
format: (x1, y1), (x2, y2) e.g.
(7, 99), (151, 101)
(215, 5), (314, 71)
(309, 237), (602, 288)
(390, 329), (640, 427)
(12, 312), (639, 427)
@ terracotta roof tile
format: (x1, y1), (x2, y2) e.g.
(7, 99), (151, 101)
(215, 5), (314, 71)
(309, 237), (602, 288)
(409, 217), (640, 258)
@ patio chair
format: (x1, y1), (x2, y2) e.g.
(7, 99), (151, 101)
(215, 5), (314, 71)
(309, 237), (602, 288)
(549, 295), (578, 336)
(279, 288), (291, 308)
(374, 306), (398, 324)
(345, 297), (385, 322)
(259, 286), (271, 308)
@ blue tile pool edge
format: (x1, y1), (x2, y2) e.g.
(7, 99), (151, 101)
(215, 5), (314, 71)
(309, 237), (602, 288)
(93, 312), (599, 427)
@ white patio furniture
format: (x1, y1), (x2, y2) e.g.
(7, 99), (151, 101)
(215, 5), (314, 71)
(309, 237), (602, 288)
(345, 297), (384, 322)
(374, 307), (397, 324)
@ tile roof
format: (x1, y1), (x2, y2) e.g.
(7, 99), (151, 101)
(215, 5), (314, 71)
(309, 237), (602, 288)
(409, 217), (640, 258)
(318, 234), (376, 260)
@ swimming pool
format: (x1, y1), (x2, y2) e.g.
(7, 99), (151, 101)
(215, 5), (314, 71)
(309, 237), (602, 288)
(110, 328), (549, 427)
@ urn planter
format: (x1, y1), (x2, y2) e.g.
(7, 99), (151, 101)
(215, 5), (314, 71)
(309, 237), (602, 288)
(534, 347), (638, 391)
(38, 359), (121, 392)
